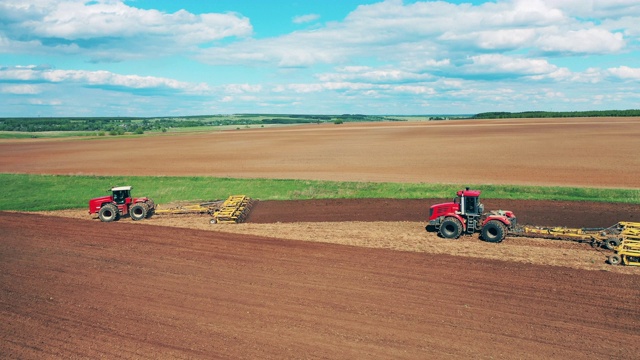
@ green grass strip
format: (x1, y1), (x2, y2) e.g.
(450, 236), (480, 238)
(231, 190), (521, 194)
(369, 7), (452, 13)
(0, 173), (638, 211)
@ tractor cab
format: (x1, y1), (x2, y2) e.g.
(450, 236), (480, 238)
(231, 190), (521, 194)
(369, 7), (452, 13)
(111, 186), (132, 205)
(456, 188), (484, 216)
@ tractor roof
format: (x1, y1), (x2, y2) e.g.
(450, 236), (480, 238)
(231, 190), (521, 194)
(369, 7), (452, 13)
(457, 189), (481, 197)
(111, 186), (132, 191)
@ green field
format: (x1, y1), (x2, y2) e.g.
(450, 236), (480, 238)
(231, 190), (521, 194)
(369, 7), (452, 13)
(1, 173), (638, 212)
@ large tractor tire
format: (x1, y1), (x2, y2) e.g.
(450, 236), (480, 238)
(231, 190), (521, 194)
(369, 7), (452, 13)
(98, 204), (119, 222)
(145, 200), (155, 218)
(439, 217), (463, 239)
(481, 220), (507, 243)
(130, 203), (148, 221)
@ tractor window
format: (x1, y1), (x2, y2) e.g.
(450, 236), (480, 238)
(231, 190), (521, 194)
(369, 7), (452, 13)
(466, 197), (477, 214)
(113, 191), (126, 204)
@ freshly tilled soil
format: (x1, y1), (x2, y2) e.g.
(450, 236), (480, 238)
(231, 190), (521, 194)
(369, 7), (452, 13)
(2, 211), (639, 359)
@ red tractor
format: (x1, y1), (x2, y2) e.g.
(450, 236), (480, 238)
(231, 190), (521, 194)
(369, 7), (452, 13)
(89, 186), (155, 222)
(427, 188), (517, 243)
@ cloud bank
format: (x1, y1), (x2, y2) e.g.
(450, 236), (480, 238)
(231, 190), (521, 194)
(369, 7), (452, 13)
(1, 0), (640, 116)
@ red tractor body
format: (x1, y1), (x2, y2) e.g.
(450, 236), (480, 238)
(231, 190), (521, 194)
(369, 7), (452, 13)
(427, 188), (516, 242)
(89, 186), (155, 222)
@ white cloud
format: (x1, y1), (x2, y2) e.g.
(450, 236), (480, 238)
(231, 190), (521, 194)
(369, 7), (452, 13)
(197, 0), (629, 70)
(607, 66), (640, 80)
(317, 66), (432, 83)
(536, 28), (625, 54)
(224, 84), (263, 94)
(29, 98), (62, 106)
(0, 0), (252, 61)
(542, 0), (640, 19)
(1, 84), (42, 94)
(467, 54), (558, 76)
(293, 14), (320, 24)
(0, 65), (210, 93)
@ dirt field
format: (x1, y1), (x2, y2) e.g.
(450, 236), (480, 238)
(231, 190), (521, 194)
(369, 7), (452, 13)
(34, 198), (640, 274)
(2, 212), (639, 359)
(2, 117), (640, 187)
(2, 119), (640, 358)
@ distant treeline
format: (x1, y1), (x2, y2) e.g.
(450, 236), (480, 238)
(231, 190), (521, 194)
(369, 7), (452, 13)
(473, 110), (640, 119)
(0, 117), (217, 133)
(0, 114), (400, 133)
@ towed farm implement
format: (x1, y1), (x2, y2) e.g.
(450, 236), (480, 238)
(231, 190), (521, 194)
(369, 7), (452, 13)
(514, 221), (640, 266)
(155, 195), (254, 224)
(427, 188), (640, 266)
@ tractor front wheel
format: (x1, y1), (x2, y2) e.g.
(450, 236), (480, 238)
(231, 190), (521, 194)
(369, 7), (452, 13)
(439, 218), (463, 239)
(130, 203), (148, 221)
(98, 204), (119, 222)
(481, 220), (507, 243)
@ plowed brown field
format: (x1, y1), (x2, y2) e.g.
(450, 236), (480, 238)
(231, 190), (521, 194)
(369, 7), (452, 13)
(2, 118), (640, 359)
(2, 212), (640, 359)
(2, 117), (640, 187)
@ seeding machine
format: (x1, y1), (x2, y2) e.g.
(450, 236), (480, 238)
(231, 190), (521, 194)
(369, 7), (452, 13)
(428, 188), (640, 266)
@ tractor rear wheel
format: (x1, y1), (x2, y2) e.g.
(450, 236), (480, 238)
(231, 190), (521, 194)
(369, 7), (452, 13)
(145, 200), (155, 218)
(605, 237), (621, 250)
(439, 218), (463, 239)
(481, 220), (507, 243)
(98, 204), (119, 222)
(130, 203), (148, 221)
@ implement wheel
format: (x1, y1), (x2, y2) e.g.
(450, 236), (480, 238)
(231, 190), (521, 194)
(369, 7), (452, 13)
(481, 220), (506, 243)
(98, 204), (119, 222)
(439, 218), (463, 239)
(130, 203), (148, 221)
(608, 254), (622, 266)
(605, 237), (621, 250)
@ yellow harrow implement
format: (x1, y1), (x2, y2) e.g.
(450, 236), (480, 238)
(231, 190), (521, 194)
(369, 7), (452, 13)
(512, 221), (640, 266)
(154, 201), (224, 215)
(607, 222), (640, 266)
(511, 222), (638, 250)
(210, 195), (254, 224)
(154, 195), (254, 224)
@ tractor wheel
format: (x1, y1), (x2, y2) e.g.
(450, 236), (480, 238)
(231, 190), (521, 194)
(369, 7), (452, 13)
(439, 218), (463, 239)
(481, 220), (507, 243)
(145, 200), (155, 218)
(98, 204), (119, 222)
(608, 254), (622, 266)
(605, 237), (621, 250)
(130, 203), (148, 221)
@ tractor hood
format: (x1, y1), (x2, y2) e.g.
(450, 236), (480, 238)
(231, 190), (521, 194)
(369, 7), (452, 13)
(429, 201), (460, 220)
(88, 195), (113, 214)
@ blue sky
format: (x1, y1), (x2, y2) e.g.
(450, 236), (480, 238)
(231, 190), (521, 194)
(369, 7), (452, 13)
(1, 0), (639, 117)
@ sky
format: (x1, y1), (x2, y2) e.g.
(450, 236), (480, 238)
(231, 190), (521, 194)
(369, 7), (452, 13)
(1, 0), (640, 117)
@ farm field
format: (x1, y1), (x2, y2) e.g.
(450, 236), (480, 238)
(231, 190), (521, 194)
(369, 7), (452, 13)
(2, 117), (640, 187)
(2, 212), (639, 359)
(2, 118), (640, 358)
